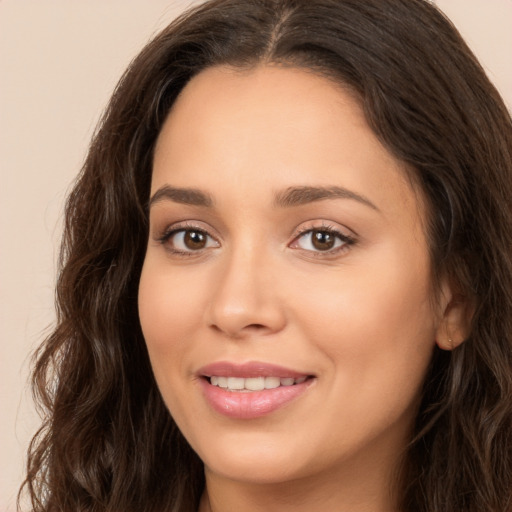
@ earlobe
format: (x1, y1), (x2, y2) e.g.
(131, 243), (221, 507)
(436, 332), (462, 351)
(435, 292), (473, 351)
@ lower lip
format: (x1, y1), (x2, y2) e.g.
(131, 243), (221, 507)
(200, 378), (313, 419)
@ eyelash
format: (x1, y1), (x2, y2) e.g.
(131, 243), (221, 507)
(156, 222), (356, 257)
(290, 223), (356, 256)
(156, 222), (217, 257)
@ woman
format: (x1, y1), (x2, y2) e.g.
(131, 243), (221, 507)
(23, 0), (512, 511)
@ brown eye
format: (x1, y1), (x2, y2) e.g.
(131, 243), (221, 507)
(166, 228), (219, 253)
(294, 228), (352, 253)
(311, 230), (336, 251)
(183, 230), (207, 250)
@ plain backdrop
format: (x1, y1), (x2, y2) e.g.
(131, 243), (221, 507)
(1, 1), (511, 510)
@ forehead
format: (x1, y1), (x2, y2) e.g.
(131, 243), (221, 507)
(154, 65), (368, 170)
(152, 65), (423, 224)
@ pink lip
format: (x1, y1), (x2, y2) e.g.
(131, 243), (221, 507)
(197, 361), (315, 419)
(198, 361), (310, 379)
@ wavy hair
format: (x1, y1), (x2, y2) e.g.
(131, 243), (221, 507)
(22, 0), (512, 511)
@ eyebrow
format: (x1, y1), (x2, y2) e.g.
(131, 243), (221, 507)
(149, 185), (213, 208)
(148, 184), (378, 211)
(273, 186), (379, 211)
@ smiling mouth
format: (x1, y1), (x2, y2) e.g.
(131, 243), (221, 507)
(199, 363), (315, 417)
(207, 375), (310, 392)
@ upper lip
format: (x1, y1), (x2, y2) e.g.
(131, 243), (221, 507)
(198, 361), (312, 379)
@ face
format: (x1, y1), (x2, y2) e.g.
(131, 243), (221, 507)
(139, 65), (452, 489)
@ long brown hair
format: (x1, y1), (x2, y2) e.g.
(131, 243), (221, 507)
(22, 1), (512, 511)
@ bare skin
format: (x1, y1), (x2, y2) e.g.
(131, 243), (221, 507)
(139, 65), (466, 512)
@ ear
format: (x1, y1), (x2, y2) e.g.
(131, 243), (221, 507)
(435, 280), (474, 351)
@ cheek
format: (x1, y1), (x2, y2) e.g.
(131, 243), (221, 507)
(138, 260), (216, 441)
(302, 256), (431, 311)
(138, 260), (206, 380)
(139, 255), (206, 326)
(292, 263), (436, 456)
(294, 245), (437, 393)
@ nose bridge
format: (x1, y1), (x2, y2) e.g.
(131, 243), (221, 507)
(207, 235), (284, 337)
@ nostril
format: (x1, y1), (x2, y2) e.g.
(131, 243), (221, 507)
(209, 322), (271, 338)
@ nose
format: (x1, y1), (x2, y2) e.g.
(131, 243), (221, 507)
(205, 247), (287, 339)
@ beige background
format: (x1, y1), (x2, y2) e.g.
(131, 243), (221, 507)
(1, 1), (511, 510)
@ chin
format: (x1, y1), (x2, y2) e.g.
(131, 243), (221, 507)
(191, 427), (317, 484)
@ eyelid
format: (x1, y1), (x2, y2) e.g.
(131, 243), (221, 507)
(155, 220), (220, 255)
(153, 219), (356, 257)
(289, 221), (357, 255)
(155, 219), (218, 240)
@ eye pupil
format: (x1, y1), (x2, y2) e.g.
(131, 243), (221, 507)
(184, 230), (207, 249)
(312, 230), (335, 250)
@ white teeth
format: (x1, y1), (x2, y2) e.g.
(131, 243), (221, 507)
(227, 377), (245, 390)
(265, 376), (280, 389)
(209, 375), (308, 391)
(245, 377), (265, 391)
